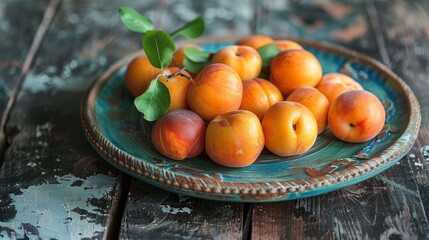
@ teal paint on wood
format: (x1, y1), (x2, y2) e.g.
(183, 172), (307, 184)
(0, 1), (138, 238)
(0, 174), (117, 239)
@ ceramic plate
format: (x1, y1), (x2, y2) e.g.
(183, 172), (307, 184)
(81, 38), (421, 202)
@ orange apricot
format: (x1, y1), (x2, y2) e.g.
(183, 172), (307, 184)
(262, 40), (303, 51)
(270, 49), (323, 96)
(316, 73), (363, 104)
(205, 110), (264, 167)
(157, 67), (192, 111)
(211, 45), (262, 81)
(187, 63), (243, 122)
(286, 87), (330, 134)
(328, 90), (385, 143)
(262, 101), (318, 156)
(124, 55), (162, 97)
(151, 109), (206, 160)
(240, 78), (283, 121)
(236, 35), (274, 49)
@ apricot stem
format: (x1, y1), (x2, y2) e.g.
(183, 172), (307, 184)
(167, 67), (192, 81)
(349, 123), (356, 128)
(155, 73), (168, 81)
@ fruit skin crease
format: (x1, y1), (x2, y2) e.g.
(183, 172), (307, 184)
(205, 110), (265, 168)
(286, 86), (329, 134)
(240, 78), (283, 121)
(262, 101), (318, 157)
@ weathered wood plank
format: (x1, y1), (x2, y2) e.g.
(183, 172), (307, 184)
(252, 168), (429, 239)
(0, 0), (145, 238)
(371, 0), (429, 223)
(251, 0), (429, 239)
(255, 0), (379, 57)
(0, 0), (49, 118)
(120, 180), (245, 239)
(0, 0), (51, 165)
(0, 92), (119, 239)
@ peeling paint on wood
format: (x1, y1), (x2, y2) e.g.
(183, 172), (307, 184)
(0, 174), (116, 239)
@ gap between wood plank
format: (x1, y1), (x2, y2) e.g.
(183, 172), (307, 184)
(243, 203), (253, 240)
(103, 174), (132, 240)
(365, 0), (392, 68)
(0, 0), (61, 166)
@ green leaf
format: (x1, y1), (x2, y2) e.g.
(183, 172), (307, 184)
(119, 7), (153, 33)
(183, 58), (210, 74)
(142, 30), (175, 68)
(184, 47), (211, 63)
(134, 79), (170, 121)
(171, 17), (205, 39)
(258, 45), (281, 67)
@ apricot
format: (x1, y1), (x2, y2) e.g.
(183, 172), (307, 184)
(270, 49), (323, 96)
(236, 34), (274, 49)
(328, 90), (385, 143)
(211, 45), (262, 81)
(286, 87), (330, 134)
(316, 73), (363, 104)
(156, 67), (192, 111)
(124, 55), (162, 97)
(151, 109), (206, 160)
(262, 101), (318, 156)
(187, 63), (243, 122)
(240, 78), (283, 121)
(170, 44), (203, 67)
(205, 110), (264, 167)
(262, 40), (303, 51)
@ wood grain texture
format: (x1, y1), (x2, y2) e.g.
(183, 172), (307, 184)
(0, 1), (140, 239)
(0, 0), (49, 118)
(371, 0), (429, 226)
(0, 0), (52, 165)
(252, 170), (429, 239)
(252, 0), (429, 239)
(255, 0), (379, 57)
(120, 180), (245, 239)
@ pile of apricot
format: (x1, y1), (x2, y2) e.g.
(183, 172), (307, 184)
(124, 35), (386, 168)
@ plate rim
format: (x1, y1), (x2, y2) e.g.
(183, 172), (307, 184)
(80, 37), (421, 201)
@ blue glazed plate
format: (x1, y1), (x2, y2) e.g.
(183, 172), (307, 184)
(81, 38), (421, 202)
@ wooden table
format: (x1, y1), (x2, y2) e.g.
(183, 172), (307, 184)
(1, 0), (428, 239)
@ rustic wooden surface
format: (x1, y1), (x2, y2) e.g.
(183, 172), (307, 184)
(1, 0), (428, 239)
